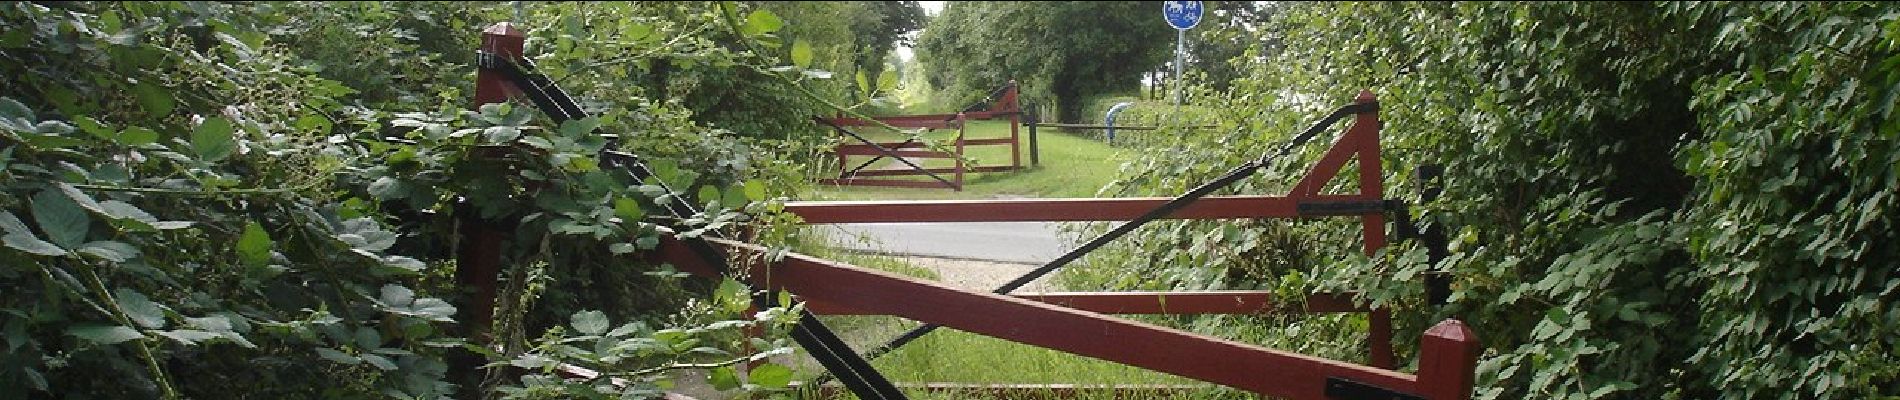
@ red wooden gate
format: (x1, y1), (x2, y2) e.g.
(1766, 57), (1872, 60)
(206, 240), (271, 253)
(818, 83), (1027, 191)
(468, 22), (1477, 400)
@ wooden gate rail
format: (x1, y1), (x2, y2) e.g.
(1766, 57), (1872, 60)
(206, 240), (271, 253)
(805, 291), (1371, 315)
(653, 237), (1478, 400)
(783, 194), (1386, 223)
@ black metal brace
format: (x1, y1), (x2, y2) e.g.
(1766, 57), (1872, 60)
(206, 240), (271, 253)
(1324, 377), (1426, 400)
(1392, 165), (1450, 306)
(479, 51), (910, 400)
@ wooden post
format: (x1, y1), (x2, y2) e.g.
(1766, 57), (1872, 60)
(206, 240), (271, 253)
(1415, 319), (1480, 400)
(1027, 102), (1040, 167)
(1351, 91), (1396, 370)
(461, 21), (524, 345)
(954, 112), (966, 191)
(1005, 81), (1022, 169)
(451, 21), (526, 398)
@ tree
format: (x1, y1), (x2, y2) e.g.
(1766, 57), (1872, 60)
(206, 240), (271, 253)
(917, 1), (1172, 122)
(1186, 1), (1278, 93)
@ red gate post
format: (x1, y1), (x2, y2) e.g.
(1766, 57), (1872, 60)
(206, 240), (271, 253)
(448, 21), (526, 398)
(1415, 320), (1480, 400)
(460, 20), (524, 348)
(1352, 91), (1397, 370)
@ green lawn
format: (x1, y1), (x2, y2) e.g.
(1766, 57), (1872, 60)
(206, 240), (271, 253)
(804, 119), (1131, 201)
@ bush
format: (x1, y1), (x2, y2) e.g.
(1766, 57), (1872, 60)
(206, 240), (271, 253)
(1096, 2), (1900, 399)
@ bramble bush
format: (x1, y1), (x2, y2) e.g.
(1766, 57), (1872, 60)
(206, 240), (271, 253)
(0, 1), (897, 398)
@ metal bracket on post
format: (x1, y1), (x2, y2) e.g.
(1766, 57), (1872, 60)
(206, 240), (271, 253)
(1416, 164), (1449, 306)
(1324, 377), (1425, 400)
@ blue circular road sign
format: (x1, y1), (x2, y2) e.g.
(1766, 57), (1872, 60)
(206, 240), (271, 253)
(1163, 1), (1203, 30)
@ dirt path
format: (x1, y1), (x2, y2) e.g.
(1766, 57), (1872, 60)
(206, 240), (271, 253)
(897, 256), (1060, 293)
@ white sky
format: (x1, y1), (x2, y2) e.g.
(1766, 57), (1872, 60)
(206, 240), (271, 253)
(893, 1), (944, 62)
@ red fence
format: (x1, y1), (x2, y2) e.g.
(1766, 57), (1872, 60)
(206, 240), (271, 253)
(818, 83), (1026, 191)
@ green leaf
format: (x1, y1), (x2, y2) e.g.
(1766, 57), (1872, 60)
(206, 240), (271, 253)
(97, 201), (157, 225)
(0, 211), (30, 235)
(743, 180), (767, 201)
(748, 363), (793, 389)
(558, 117), (601, 138)
(315, 348), (359, 365)
(697, 186), (722, 208)
(191, 117), (236, 161)
(150, 221), (193, 230)
(354, 326), (381, 349)
(790, 40), (813, 68)
(76, 117), (115, 140)
(118, 127), (159, 146)
(115, 288), (167, 329)
(856, 70), (871, 98)
(77, 241), (137, 262)
(154, 329), (221, 345)
(293, 115), (331, 134)
(708, 366), (740, 391)
(614, 197), (646, 222)
(67, 324), (143, 345)
(878, 70), (897, 92)
(32, 188), (89, 249)
(483, 126), (521, 143)
(360, 353), (397, 370)
(509, 353), (555, 369)
(135, 83), (173, 117)
(714, 278), (750, 314)
(380, 256), (425, 273)
(380, 284), (415, 307)
(609, 243), (637, 254)
(56, 183), (106, 215)
(744, 10), (784, 36)
(722, 186), (749, 209)
(185, 316), (233, 332)
(571, 310), (610, 336)
(236, 221), (272, 267)
(0, 97), (30, 120)
(367, 177), (405, 199)
(2, 233), (64, 256)
(387, 295), (456, 322)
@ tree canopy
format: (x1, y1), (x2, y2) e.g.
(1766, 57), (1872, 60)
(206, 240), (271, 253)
(916, 1), (1172, 121)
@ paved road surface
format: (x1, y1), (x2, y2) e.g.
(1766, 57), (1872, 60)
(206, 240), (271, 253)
(820, 222), (1079, 265)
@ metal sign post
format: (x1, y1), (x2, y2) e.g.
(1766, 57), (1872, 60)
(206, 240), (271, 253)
(1164, 1), (1203, 105)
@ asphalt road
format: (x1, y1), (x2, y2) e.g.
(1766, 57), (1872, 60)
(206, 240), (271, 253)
(820, 221), (1079, 264)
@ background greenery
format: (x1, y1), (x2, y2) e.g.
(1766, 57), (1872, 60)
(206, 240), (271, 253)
(1077, 2), (1900, 399)
(0, 1), (923, 398)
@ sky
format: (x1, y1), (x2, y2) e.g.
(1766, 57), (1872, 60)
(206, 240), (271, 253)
(893, 1), (945, 62)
